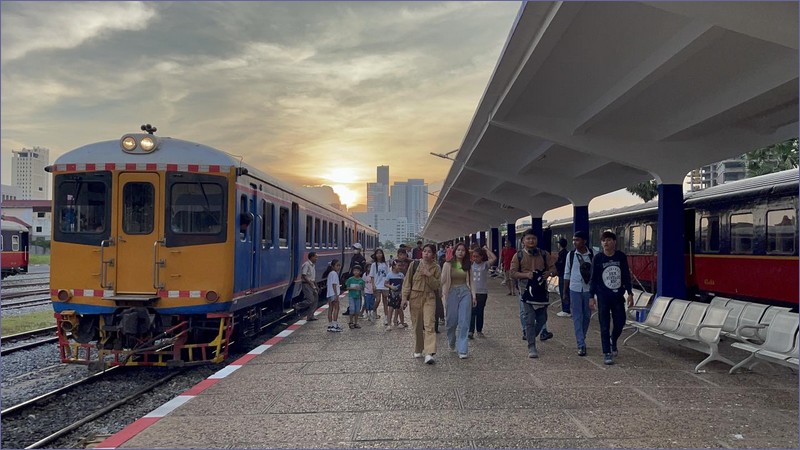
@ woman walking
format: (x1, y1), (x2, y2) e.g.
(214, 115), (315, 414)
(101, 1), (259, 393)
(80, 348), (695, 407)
(441, 243), (476, 359)
(369, 249), (390, 325)
(469, 245), (497, 339)
(401, 243), (441, 364)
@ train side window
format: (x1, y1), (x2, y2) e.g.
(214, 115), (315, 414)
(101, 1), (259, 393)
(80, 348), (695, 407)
(261, 200), (273, 249)
(700, 216), (720, 252)
(767, 209), (796, 254)
(615, 227), (626, 253)
(278, 207), (289, 248)
(314, 218), (321, 248)
(11, 235), (19, 251)
(642, 224), (655, 254)
(328, 222), (333, 248)
(730, 213), (754, 254)
(322, 220), (328, 248)
(628, 226), (643, 254)
(305, 216), (313, 248)
(1, 235), (3, 251)
(334, 224), (339, 247)
(122, 183), (155, 234)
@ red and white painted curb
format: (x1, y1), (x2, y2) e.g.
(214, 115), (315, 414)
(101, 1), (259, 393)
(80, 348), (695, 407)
(96, 304), (330, 449)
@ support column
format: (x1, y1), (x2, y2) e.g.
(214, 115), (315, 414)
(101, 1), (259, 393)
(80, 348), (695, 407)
(573, 205), (589, 244)
(657, 184), (687, 299)
(478, 231), (486, 247)
(471, 233), (478, 246)
(490, 227), (499, 259)
(506, 223), (517, 249)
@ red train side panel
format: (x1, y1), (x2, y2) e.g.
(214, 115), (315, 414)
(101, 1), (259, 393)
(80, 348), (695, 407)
(692, 255), (798, 306)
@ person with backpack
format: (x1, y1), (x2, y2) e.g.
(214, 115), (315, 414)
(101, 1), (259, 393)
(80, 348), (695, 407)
(562, 231), (594, 356)
(510, 229), (556, 358)
(589, 230), (634, 365)
(401, 243), (442, 364)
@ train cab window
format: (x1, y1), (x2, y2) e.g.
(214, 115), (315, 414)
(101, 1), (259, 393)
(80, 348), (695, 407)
(322, 220), (328, 248)
(700, 216), (720, 252)
(278, 207), (289, 247)
(730, 213), (754, 254)
(305, 216), (313, 248)
(11, 235), (19, 251)
(261, 200), (273, 249)
(767, 209), (796, 254)
(165, 173), (227, 247)
(122, 183), (155, 234)
(54, 172), (111, 246)
(314, 218), (321, 248)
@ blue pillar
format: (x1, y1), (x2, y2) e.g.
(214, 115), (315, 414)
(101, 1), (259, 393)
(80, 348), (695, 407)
(657, 184), (687, 299)
(479, 231), (487, 247)
(490, 227), (499, 258)
(507, 223), (516, 249)
(531, 217), (543, 243)
(573, 205), (589, 245)
(471, 233), (478, 245)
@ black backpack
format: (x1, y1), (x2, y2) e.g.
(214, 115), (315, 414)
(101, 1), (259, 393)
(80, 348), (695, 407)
(568, 248), (594, 284)
(516, 249), (549, 304)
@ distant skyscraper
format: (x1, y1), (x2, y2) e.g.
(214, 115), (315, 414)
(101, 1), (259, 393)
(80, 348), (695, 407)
(406, 179), (428, 235)
(390, 181), (407, 219)
(12, 147), (49, 200)
(367, 183), (389, 213)
(377, 165), (389, 185)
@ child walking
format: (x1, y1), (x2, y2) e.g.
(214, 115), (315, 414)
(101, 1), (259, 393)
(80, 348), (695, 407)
(345, 265), (365, 329)
(362, 263), (375, 322)
(386, 260), (405, 330)
(325, 259), (342, 332)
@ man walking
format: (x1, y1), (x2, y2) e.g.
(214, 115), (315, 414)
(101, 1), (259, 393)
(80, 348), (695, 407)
(412, 240), (424, 260)
(500, 240), (517, 296)
(589, 230), (634, 365)
(510, 229), (556, 357)
(563, 231), (594, 356)
(300, 252), (319, 321)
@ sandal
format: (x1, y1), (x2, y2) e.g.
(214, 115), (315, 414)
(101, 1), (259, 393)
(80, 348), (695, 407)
(400, 322), (408, 328)
(348, 323), (355, 329)
(353, 323), (361, 329)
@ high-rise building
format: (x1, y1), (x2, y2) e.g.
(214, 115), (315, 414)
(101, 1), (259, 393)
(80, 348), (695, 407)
(691, 157), (747, 191)
(367, 183), (389, 213)
(11, 147), (50, 200)
(406, 179), (428, 235)
(390, 181), (407, 218)
(377, 165), (389, 185)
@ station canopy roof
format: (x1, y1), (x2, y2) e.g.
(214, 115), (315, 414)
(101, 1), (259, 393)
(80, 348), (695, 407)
(424, 1), (798, 242)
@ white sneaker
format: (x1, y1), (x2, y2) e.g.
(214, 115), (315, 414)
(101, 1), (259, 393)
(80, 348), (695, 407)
(413, 352), (424, 358)
(424, 355), (435, 364)
(458, 353), (468, 359)
(556, 311), (572, 317)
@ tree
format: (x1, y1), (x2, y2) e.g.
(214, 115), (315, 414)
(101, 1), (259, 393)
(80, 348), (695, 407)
(626, 179), (659, 203)
(382, 240), (396, 251)
(744, 138), (798, 177)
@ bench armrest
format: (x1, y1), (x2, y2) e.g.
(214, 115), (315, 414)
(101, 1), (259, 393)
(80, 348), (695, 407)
(734, 323), (767, 341)
(694, 324), (723, 342)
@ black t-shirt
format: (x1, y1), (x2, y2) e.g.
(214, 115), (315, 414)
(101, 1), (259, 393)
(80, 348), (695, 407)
(349, 253), (366, 271)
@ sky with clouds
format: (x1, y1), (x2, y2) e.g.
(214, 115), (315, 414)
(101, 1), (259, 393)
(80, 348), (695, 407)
(1, 1), (644, 223)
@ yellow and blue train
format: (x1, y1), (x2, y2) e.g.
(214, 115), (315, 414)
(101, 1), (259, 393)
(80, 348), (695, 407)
(48, 126), (377, 369)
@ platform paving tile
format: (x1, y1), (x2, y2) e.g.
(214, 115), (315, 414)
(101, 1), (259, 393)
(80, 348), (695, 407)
(121, 413), (359, 448)
(370, 369), (537, 390)
(301, 357), (458, 374)
(354, 410), (583, 441)
(577, 407), (798, 440)
(250, 347), (382, 363)
(201, 372), (374, 394)
(168, 392), (278, 416)
(472, 438), (600, 448)
(646, 386), (800, 410)
(457, 386), (656, 410)
(532, 367), (710, 388)
(270, 388), (462, 413)
(263, 341), (332, 354)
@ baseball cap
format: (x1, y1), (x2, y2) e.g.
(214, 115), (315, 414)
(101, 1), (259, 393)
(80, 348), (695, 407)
(353, 243), (363, 249)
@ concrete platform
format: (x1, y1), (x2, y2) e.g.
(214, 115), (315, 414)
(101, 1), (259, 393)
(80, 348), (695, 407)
(102, 281), (798, 449)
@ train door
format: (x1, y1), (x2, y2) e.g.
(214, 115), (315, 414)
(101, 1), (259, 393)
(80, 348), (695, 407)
(248, 184), (259, 289)
(115, 172), (160, 294)
(285, 202), (300, 309)
(684, 208), (698, 296)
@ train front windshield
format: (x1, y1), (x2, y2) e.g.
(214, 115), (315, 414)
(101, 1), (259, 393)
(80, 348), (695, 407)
(53, 172), (112, 245)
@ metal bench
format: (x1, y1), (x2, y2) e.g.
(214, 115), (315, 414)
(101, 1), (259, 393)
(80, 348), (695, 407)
(729, 311), (800, 374)
(659, 304), (735, 372)
(622, 296), (672, 345)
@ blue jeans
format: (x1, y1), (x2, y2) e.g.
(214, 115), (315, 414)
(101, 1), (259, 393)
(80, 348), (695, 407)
(364, 293), (375, 311)
(518, 292), (549, 337)
(446, 285), (472, 355)
(598, 296), (626, 354)
(522, 302), (547, 351)
(569, 290), (591, 348)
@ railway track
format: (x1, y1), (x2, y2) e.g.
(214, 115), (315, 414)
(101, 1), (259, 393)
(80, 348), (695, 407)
(2, 289), (51, 301)
(0, 326), (59, 356)
(1, 296), (52, 311)
(1, 365), (185, 449)
(1, 281), (51, 290)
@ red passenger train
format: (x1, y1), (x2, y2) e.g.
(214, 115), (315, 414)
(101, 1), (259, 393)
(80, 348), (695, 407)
(1, 218), (29, 278)
(545, 170), (798, 308)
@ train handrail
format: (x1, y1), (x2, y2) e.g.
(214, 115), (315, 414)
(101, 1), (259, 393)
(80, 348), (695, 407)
(99, 239), (114, 289)
(153, 238), (166, 290)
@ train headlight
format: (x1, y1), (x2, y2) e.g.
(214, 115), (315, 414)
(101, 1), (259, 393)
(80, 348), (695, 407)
(121, 136), (137, 151)
(205, 291), (219, 303)
(140, 137), (156, 152)
(57, 289), (73, 302)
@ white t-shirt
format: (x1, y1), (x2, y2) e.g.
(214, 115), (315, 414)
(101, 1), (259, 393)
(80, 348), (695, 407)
(363, 272), (374, 295)
(300, 260), (315, 282)
(370, 262), (389, 290)
(326, 271), (340, 298)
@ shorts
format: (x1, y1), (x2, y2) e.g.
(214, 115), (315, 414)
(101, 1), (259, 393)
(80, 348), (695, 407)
(327, 295), (339, 304)
(364, 293), (375, 310)
(387, 294), (402, 309)
(349, 296), (363, 314)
